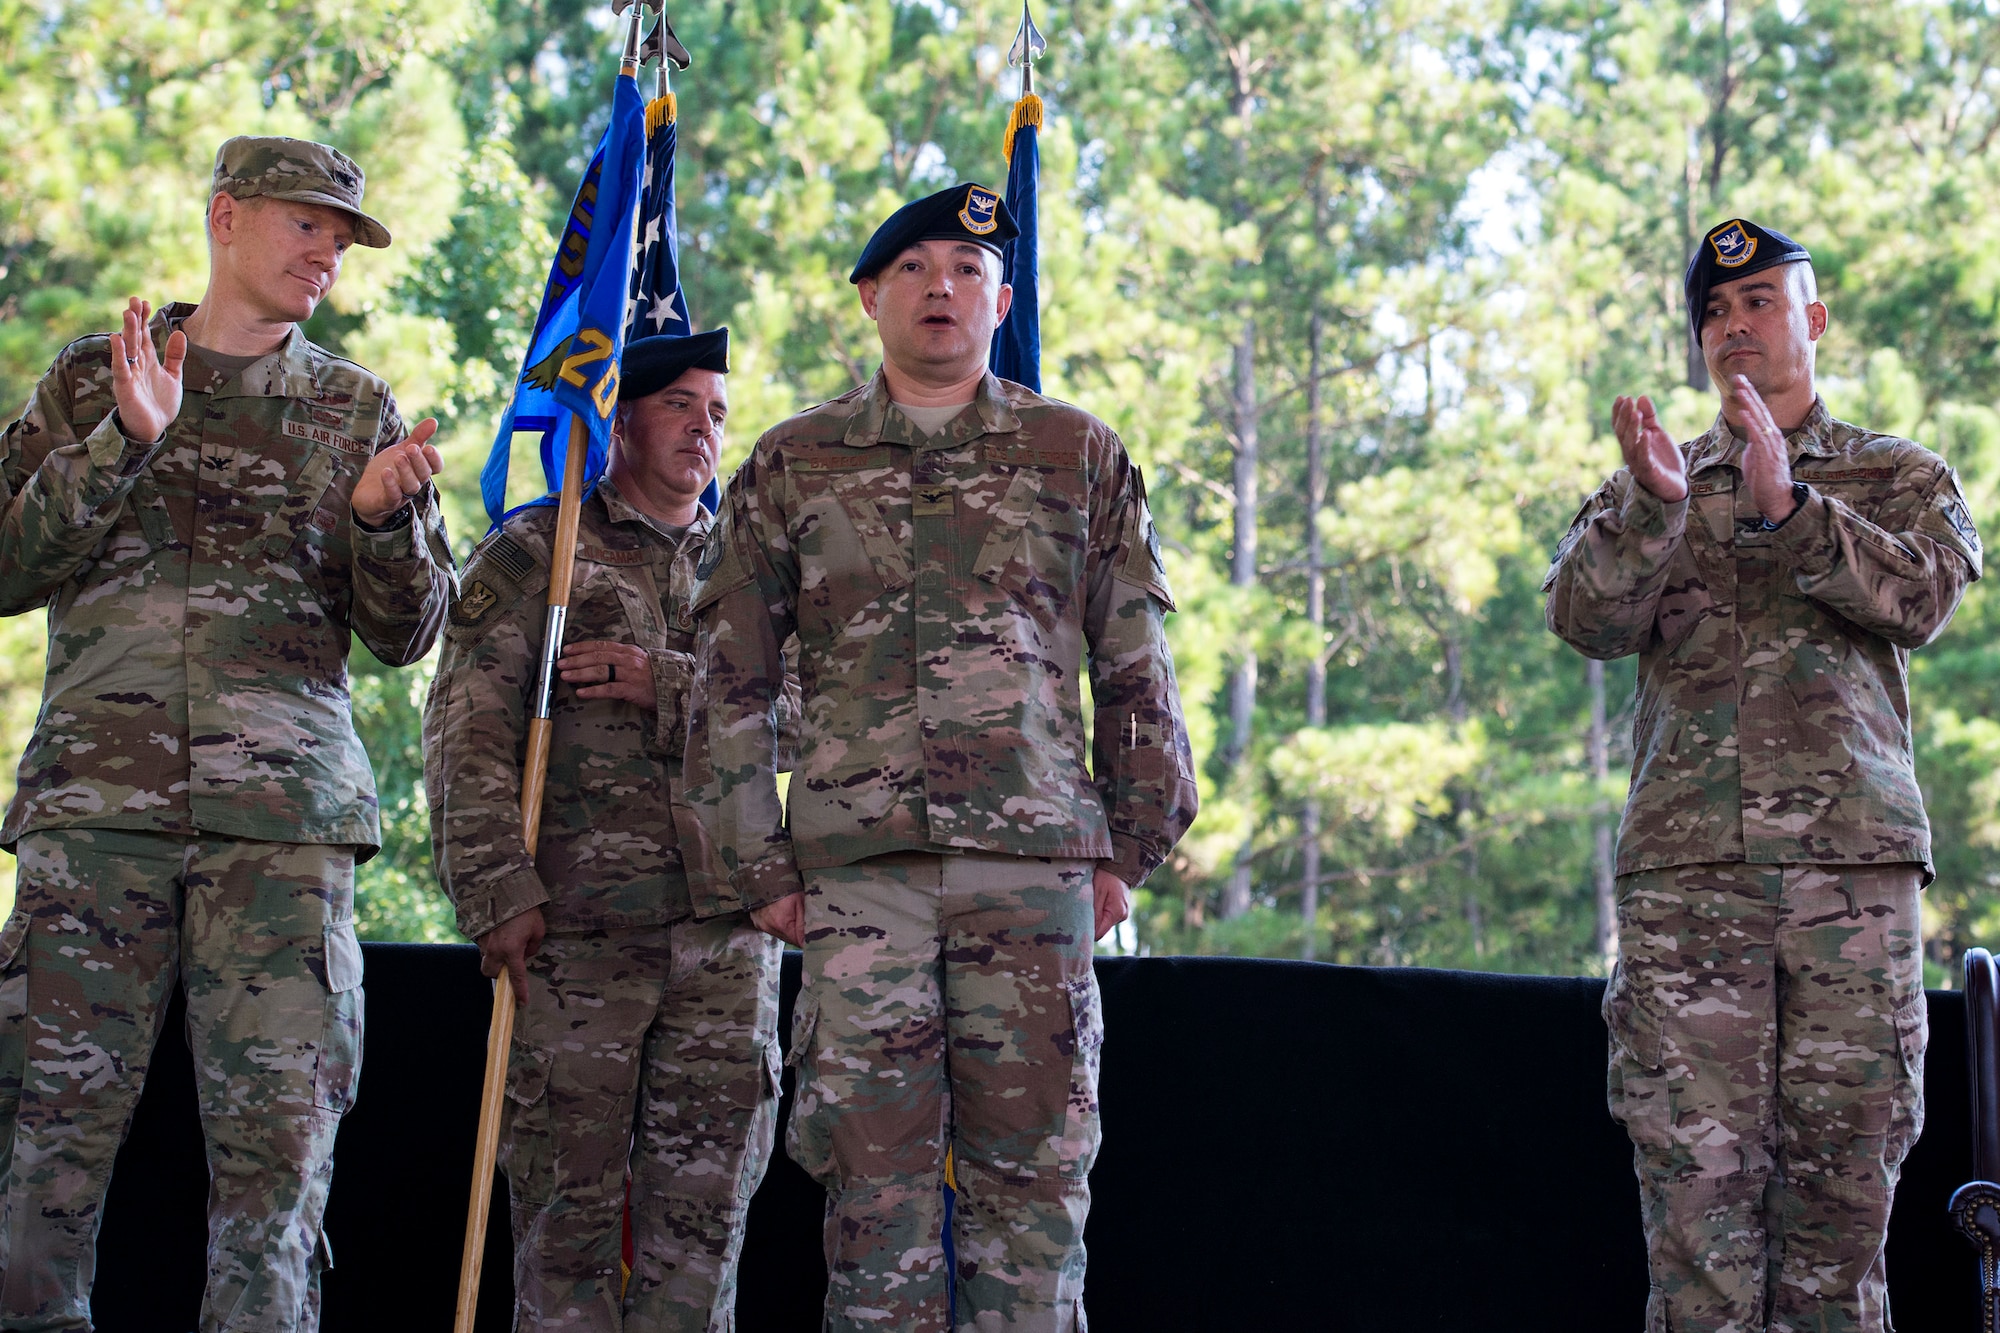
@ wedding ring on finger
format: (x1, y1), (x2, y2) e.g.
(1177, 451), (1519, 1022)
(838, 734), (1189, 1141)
(607, 663), (617, 684)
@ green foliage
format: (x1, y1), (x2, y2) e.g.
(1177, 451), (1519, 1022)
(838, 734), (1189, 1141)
(4, 0), (2000, 981)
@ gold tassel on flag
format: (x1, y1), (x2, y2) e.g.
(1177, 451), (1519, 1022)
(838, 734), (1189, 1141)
(1003, 92), (1043, 164)
(646, 91), (677, 135)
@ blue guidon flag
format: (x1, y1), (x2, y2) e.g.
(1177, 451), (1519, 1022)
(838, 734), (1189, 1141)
(480, 68), (649, 526)
(988, 93), (1042, 390)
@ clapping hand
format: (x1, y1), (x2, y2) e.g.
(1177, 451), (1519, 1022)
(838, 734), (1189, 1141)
(352, 420), (443, 527)
(1723, 375), (1799, 525)
(1611, 395), (1687, 504)
(108, 298), (186, 443)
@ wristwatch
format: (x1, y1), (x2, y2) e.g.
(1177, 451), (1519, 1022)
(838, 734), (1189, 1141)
(1755, 482), (1811, 532)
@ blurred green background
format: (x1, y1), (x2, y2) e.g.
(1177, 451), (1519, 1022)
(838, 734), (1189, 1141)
(5, 0), (2000, 983)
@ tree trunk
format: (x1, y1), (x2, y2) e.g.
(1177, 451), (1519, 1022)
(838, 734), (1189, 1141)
(1301, 302), (1326, 960)
(1222, 316), (1259, 921)
(1682, 147), (1711, 392)
(1588, 658), (1616, 972)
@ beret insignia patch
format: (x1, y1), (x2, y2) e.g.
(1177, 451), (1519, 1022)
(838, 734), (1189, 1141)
(959, 185), (1001, 236)
(1709, 220), (1757, 268)
(453, 580), (500, 626)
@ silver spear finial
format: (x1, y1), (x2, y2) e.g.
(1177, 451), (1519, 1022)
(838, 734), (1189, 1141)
(1007, 1), (1047, 95)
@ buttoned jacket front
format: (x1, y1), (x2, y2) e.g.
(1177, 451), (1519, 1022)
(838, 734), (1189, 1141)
(684, 371), (1197, 914)
(1545, 399), (1982, 877)
(0, 302), (454, 855)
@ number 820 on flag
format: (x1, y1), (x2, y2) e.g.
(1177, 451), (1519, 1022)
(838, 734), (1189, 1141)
(559, 327), (621, 417)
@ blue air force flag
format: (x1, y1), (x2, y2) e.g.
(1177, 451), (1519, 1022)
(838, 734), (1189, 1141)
(989, 94), (1042, 392)
(480, 71), (649, 526)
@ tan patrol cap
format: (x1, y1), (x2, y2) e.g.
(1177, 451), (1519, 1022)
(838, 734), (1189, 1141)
(210, 135), (392, 249)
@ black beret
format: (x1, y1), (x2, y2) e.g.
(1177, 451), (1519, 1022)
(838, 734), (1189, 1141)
(848, 183), (1019, 284)
(619, 327), (729, 402)
(1684, 218), (1812, 342)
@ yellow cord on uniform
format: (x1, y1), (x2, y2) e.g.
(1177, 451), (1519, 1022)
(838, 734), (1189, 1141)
(1002, 92), (1043, 163)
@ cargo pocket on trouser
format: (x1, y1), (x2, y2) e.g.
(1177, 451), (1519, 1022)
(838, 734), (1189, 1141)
(501, 1040), (556, 1207)
(0, 907), (28, 1184)
(735, 1038), (784, 1204)
(1887, 989), (1928, 1169)
(1057, 972), (1106, 1182)
(782, 994), (833, 1188)
(1602, 963), (1670, 1161)
(313, 919), (364, 1114)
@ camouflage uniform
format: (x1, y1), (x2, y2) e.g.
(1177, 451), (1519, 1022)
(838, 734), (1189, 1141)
(0, 302), (454, 1330)
(425, 480), (792, 1332)
(1545, 399), (1981, 1332)
(685, 372), (1198, 1331)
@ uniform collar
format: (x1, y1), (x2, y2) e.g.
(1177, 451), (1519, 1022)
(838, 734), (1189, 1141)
(1686, 394), (1838, 477)
(595, 475), (713, 551)
(841, 368), (1023, 450)
(157, 301), (323, 401)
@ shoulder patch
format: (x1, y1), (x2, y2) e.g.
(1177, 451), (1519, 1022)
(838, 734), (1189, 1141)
(485, 532), (540, 584)
(452, 580), (502, 627)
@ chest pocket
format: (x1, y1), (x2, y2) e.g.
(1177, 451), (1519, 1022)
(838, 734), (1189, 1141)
(605, 552), (672, 650)
(1795, 468), (1897, 527)
(117, 477), (176, 556)
(67, 400), (174, 557)
(973, 443), (1087, 616)
(792, 452), (912, 632)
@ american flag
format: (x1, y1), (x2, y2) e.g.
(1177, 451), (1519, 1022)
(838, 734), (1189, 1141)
(625, 96), (693, 343)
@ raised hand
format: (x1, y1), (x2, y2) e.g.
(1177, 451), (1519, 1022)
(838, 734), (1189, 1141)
(107, 298), (186, 443)
(1611, 394), (1688, 504)
(352, 418), (443, 526)
(1725, 375), (1799, 524)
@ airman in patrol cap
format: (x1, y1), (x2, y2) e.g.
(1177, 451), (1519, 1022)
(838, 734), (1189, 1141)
(1546, 217), (1982, 1331)
(427, 328), (801, 1331)
(0, 134), (456, 1329)
(683, 182), (1199, 1330)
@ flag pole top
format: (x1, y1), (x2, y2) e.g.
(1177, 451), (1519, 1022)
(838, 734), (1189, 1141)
(614, 0), (691, 91)
(1007, 0), (1046, 96)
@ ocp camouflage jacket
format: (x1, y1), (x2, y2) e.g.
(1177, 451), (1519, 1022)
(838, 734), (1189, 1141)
(425, 480), (800, 937)
(684, 370), (1199, 915)
(0, 302), (454, 856)
(1545, 398), (1982, 878)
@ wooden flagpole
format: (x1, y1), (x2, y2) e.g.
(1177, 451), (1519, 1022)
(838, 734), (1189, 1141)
(455, 6), (651, 1323)
(453, 412), (590, 1333)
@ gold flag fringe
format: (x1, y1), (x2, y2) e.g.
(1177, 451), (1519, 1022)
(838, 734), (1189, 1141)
(645, 93), (678, 136)
(1002, 92), (1044, 163)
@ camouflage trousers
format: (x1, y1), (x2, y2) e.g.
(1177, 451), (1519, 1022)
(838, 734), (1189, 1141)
(1605, 862), (1926, 1333)
(502, 917), (781, 1333)
(789, 852), (1101, 1333)
(0, 829), (361, 1333)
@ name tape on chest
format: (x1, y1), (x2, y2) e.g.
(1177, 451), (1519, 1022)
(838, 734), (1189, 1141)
(579, 544), (648, 566)
(1796, 466), (1896, 482)
(282, 417), (372, 454)
(986, 441), (1082, 469)
(793, 449), (893, 473)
